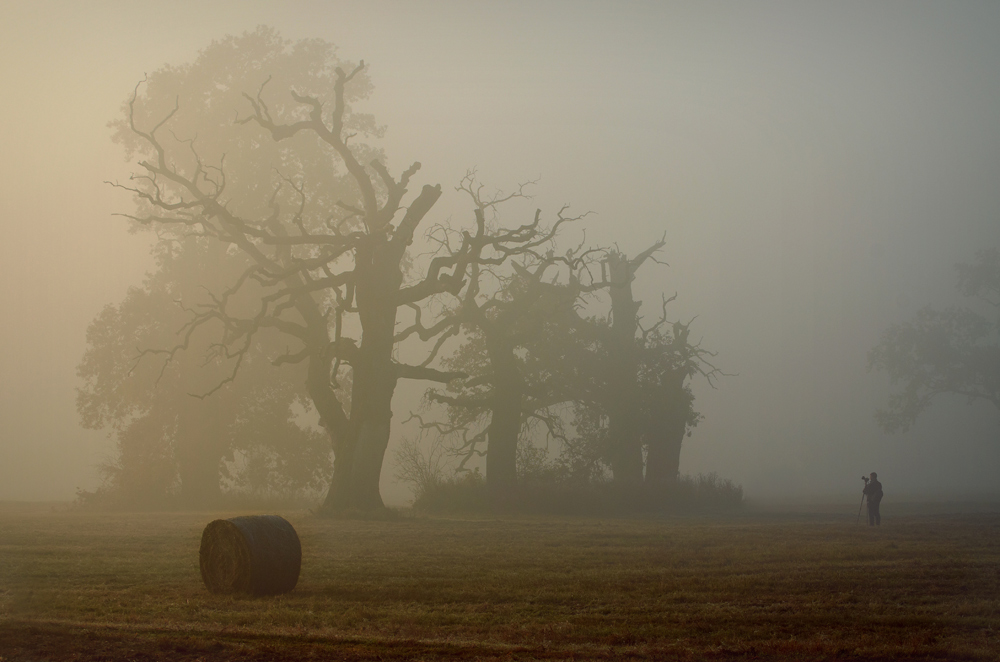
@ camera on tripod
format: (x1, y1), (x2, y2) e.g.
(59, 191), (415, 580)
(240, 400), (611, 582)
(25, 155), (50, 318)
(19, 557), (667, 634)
(861, 476), (870, 484)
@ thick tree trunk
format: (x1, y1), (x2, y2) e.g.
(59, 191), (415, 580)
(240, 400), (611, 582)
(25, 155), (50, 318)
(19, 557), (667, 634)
(317, 360), (396, 515)
(316, 184), (443, 516)
(296, 295), (355, 516)
(317, 235), (407, 514)
(323, 434), (353, 511)
(313, 376), (353, 514)
(297, 237), (400, 515)
(605, 252), (643, 494)
(316, 338), (398, 515)
(485, 342), (523, 505)
(350, 419), (391, 509)
(644, 417), (686, 488)
(644, 371), (693, 490)
(317, 359), (397, 515)
(348, 242), (402, 512)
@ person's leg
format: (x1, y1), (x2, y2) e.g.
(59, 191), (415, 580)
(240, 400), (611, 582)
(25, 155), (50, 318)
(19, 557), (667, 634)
(867, 504), (875, 526)
(873, 501), (880, 526)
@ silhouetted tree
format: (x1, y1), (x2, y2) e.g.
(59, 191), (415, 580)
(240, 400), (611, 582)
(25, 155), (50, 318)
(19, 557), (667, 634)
(562, 245), (720, 494)
(109, 28), (473, 514)
(406, 175), (586, 502)
(418, 232), (718, 504)
(636, 318), (709, 488)
(425, 262), (584, 500)
(869, 248), (1000, 432)
(600, 244), (665, 491)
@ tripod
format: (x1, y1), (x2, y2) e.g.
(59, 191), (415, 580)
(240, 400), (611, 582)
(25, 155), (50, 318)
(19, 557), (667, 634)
(856, 492), (866, 526)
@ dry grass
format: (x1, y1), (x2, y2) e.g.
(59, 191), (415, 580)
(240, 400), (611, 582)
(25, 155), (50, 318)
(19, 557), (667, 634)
(0, 502), (997, 660)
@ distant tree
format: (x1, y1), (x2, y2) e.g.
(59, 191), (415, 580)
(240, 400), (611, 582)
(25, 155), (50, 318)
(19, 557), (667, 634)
(554, 243), (721, 494)
(417, 232), (719, 504)
(635, 318), (711, 488)
(425, 261), (583, 500)
(869, 248), (1000, 432)
(77, 238), (330, 505)
(600, 244), (666, 491)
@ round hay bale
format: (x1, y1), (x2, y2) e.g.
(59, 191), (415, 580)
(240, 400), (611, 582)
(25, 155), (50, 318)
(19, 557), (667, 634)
(199, 515), (301, 596)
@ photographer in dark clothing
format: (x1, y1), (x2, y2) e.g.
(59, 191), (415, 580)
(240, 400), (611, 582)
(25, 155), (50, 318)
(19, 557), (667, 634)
(862, 472), (883, 526)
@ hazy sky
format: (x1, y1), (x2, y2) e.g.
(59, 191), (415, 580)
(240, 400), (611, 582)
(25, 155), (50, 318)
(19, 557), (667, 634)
(2, 1), (999, 502)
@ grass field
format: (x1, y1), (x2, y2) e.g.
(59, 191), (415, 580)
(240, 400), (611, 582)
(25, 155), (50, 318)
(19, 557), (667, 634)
(1, 502), (997, 661)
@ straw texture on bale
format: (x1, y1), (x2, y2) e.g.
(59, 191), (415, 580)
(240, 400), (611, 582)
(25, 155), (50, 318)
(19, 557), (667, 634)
(199, 515), (301, 596)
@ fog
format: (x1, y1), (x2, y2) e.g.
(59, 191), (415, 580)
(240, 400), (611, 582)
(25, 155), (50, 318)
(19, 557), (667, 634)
(1, 1), (998, 504)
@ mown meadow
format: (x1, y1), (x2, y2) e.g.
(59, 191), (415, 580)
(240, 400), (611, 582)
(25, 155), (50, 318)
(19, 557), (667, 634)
(1, 502), (997, 660)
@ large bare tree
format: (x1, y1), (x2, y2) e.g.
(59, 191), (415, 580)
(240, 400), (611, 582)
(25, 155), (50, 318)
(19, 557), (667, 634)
(111, 29), (483, 514)
(112, 29), (581, 513)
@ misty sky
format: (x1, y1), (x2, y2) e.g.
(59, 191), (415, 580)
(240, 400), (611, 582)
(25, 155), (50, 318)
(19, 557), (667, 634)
(2, 1), (999, 503)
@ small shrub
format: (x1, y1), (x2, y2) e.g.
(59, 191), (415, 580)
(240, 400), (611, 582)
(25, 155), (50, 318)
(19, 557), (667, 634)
(395, 434), (743, 516)
(642, 472), (745, 512)
(411, 469), (490, 514)
(393, 436), (448, 501)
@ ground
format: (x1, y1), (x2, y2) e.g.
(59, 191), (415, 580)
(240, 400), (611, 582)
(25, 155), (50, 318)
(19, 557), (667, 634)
(0, 502), (997, 661)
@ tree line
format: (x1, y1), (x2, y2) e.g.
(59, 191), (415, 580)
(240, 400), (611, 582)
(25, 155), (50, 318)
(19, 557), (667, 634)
(76, 28), (725, 515)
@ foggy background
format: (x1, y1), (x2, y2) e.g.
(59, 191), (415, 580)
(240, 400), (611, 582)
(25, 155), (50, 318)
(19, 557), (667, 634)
(2, 1), (998, 504)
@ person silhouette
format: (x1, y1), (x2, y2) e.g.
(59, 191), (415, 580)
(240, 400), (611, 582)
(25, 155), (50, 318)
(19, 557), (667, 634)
(863, 472), (883, 526)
